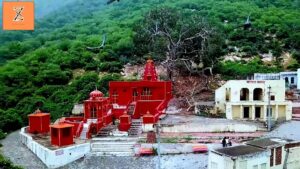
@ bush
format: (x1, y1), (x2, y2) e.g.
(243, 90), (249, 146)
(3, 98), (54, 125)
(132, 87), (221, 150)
(215, 57), (282, 79)
(0, 130), (6, 140)
(98, 62), (123, 73)
(0, 154), (23, 169)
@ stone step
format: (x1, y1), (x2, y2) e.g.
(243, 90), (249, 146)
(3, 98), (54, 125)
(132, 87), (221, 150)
(130, 127), (141, 129)
(90, 141), (136, 156)
(292, 114), (300, 118)
(91, 147), (134, 152)
(92, 141), (136, 145)
(292, 117), (300, 121)
(92, 137), (139, 142)
(90, 152), (134, 156)
(91, 146), (134, 152)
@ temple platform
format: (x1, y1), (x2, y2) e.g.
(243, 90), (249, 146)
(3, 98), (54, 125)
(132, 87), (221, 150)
(20, 127), (90, 168)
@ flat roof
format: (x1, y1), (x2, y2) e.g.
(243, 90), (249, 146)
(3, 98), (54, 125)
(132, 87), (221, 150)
(28, 113), (50, 117)
(246, 138), (293, 149)
(50, 123), (74, 129)
(213, 145), (265, 157)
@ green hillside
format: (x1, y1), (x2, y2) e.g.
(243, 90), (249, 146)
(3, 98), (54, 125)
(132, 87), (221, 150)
(0, 0), (299, 133)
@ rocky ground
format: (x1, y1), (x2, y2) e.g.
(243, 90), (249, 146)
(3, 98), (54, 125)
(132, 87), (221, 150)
(0, 130), (46, 169)
(61, 154), (207, 169)
(1, 120), (300, 169)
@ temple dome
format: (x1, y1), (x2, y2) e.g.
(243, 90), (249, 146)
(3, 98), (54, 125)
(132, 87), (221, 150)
(89, 90), (103, 98)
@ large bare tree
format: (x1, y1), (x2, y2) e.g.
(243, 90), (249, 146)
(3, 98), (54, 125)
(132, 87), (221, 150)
(134, 7), (224, 80)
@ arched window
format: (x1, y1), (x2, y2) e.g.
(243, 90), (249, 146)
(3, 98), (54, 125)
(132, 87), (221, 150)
(240, 88), (249, 101)
(253, 88), (263, 101)
(285, 77), (289, 83)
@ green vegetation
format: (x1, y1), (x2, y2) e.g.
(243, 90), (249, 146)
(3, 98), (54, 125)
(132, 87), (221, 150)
(0, 0), (299, 133)
(0, 154), (23, 169)
(0, 130), (6, 140)
(215, 57), (282, 79)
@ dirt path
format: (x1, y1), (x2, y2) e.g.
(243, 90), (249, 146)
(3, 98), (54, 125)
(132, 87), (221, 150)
(0, 130), (46, 169)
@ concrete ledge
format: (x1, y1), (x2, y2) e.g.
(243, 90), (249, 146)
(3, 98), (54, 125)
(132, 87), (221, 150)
(161, 123), (259, 133)
(19, 127), (90, 168)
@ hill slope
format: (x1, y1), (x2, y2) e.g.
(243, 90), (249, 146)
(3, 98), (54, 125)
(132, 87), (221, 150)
(0, 0), (299, 133)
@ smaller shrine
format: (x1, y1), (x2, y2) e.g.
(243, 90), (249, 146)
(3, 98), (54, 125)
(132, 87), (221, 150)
(28, 109), (50, 134)
(50, 123), (74, 147)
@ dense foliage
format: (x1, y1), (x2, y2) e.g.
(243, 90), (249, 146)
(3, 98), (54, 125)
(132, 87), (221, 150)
(215, 57), (282, 79)
(0, 154), (23, 169)
(0, 0), (299, 133)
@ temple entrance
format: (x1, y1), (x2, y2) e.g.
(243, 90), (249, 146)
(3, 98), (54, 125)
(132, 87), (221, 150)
(255, 107), (261, 118)
(243, 107), (250, 118)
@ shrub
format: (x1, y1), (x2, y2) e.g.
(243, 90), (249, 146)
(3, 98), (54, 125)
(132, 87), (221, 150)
(0, 154), (23, 169)
(0, 130), (6, 140)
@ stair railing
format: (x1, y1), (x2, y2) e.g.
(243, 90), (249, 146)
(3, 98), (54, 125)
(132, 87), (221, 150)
(76, 121), (84, 138)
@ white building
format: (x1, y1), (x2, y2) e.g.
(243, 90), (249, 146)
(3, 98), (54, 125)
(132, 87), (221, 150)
(209, 138), (300, 169)
(209, 145), (270, 169)
(215, 80), (292, 122)
(246, 138), (300, 169)
(253, 69), (300, 89)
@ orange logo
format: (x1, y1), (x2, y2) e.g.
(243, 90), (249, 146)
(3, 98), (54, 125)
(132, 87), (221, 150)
(2, 1), (34, 30)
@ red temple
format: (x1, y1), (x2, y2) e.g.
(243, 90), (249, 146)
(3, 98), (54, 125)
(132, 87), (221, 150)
(27, 59), (172, 146)
(110, 59), (172, 131)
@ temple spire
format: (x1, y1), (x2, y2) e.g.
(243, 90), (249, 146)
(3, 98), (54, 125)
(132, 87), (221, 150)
(142, 58), (158, 81)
